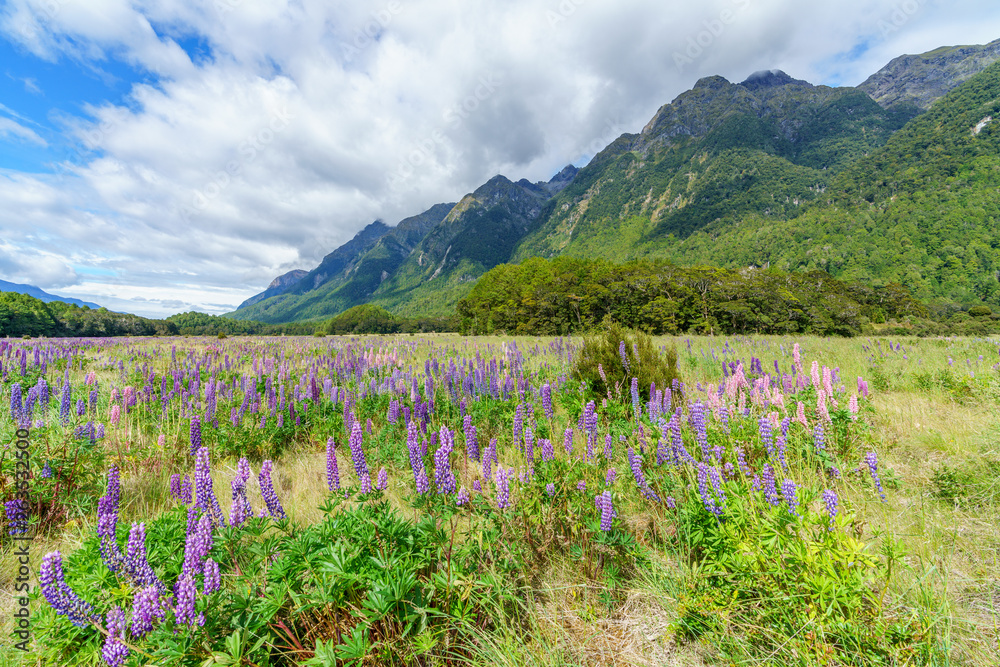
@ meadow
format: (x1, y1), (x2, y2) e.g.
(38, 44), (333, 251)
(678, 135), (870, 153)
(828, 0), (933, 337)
(1, 331), (998, 666)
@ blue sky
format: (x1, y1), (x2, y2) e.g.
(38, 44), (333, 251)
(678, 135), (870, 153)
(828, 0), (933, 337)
(1, 0), (999, 318)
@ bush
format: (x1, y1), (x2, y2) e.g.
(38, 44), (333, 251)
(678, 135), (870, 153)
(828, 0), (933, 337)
(572, 319), (681, 399)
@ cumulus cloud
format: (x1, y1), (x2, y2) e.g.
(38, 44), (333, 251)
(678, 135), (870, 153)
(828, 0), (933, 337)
(0, 0), (998, 318)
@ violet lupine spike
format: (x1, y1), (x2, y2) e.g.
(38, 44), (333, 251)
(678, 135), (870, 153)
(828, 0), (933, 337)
(173, 572), (203, 627)
(326, 437), (341, 492)
(39, 551), (96, 627)
(348, 419), (372, 493)
(456, 486), (470, 506)
(863, 451), (887, 502)
(407, 421), (430, 494)
(194, 447), (226, 528)
(541, 383), (553, 420)
(761, 464), (781, 507)
(463, 414), (480, 462)
(605, 468), (617, 487)
(131, 586), (166, 638)
(689, 402), (710, 461)
(822, 489), (838, 530)
(376, 467), (388, 491)
(181, 512), (213, 579)
(124, 522), (164, 591)
(696, 464), (720, 516)
(494, 467), (513, 510)
(434, 426), (457, 495)
(202, 558), (221, 594)
(189, 414), (202, 456)
(229, 459), (253, 527)
(597, 490), (616, 531)
(102, 606), (129, 667)
(604, 434), (613, 460)
(59, 381), (72, 426)
(5, 498), (28, 536)
(758, 414), (775, 459)
(781, 478), (800, 517)
(97, 466), (124, 573)
(619, 341), (630, 375)
(627, 447), (659, 502)
(482, 437), (497, 482)
(813, 424), (825, 454)
(707, 465), (726, 511)
(563, 427), (573, 456)
(540, 438), (554, 462)
(258, 460), (287, 519)
(630, 377), (640, 421)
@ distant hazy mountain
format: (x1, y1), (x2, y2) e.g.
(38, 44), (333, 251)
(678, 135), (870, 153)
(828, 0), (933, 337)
(0, 279), (101, 309)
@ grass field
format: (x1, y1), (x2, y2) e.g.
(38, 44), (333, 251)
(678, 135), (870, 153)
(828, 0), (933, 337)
(1, 333), (998, 666)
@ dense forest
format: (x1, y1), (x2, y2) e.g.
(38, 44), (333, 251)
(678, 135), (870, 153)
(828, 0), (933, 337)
(455, 256), (992, 336)
(0, 293), (177, 337)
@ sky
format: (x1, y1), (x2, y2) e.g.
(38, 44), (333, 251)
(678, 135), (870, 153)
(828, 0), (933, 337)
(1, 0), (998, 318)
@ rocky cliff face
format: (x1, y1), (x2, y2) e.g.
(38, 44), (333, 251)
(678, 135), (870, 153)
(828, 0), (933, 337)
(237, 269), (308, 309)
(859, 38), (1000, 110)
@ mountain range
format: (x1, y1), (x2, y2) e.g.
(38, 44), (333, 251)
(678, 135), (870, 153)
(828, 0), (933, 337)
(230, 38), (1000, 323)
(0, 279), (101, 310)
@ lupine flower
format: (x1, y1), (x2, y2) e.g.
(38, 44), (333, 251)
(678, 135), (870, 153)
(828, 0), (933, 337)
(822, 489), (838, 530)
(39, 551), (95, 627)
(102, 606), (129, 667)
(376, 467), (388, 491)
(541, 383), (553, 420)
(761, 464), (780, 507)
(513, 404), (525, 445)
(173, 571), (203, 627)
(60, 381), (72, 425)
(495, 467), (512, 509)
(326, 438), (341, 492)
(540, 438), (554, 462)
(258, 460), (287, 518)
(194, 447), (226, 528)
(456, 486), (470, 506)
(189, 415), (202, 456)
(406, 421), (430, 494)
(463, 414), (480, 462)
(75, 398), (85, 417)
(597, 490), (616, 531)
(124, 522), (163, 591)
(203, 558), (221, 594)
(689, 402), (709, 460)
(604, 434), (614, 460)
(605, 468), (617, 487)
(229, 459), (253, 526)
(630, 377), (640, 420)
(848, 394), (859, 420)
(863, 451), (887, 501)
(434, 427), (457, 495)
(109, 404), (121, 426)
(131, 586), (166, 638)
(97, 466), (124, 572)
(781, 479), (800, 517)
(348, 419), (371, 493)
(628, 447), (659, 501)
(707, 465), (726, 511)
(482, 437), (497, 482)
(758, 414), (774, 458)
(181, 511), (213, 578)
(734, 447), (749, 476)
(813, 424), (825, 454)
(546, 483), (555, 497)
(563, 427), (573, 455)
(619, 341), (630, 374)
(696, 464), (720, 516)
(576, 480), (587, 492)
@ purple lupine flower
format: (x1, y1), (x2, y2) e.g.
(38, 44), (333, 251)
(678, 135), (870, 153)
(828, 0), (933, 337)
(326, 438), (341, 492)
(348, 419), (371, 493)
(597, 490), (615, 531)
(169, 473), (181, 500)
(781, 478), (800, 517)
(513, 403), (525, 446)
(181, 512), (213, 579)
(173, 571), (203, 627)
(189, 414), (202, 456)
(546, 482), (555, 497)
(75, 398), (86, 417)
(758, 414), (774, 459)
(376, 467), (388, 491)
(689, 402), (709, 460)
(761, 464), (780, 507)
(9, 382), (24, 427)
(456, 486), (470, 506)
(102, 606), (129, 667)
(5, 498), (28, 535)
(59, 381), (72, 426)
(434, 426), (457, 495)
(97, 466), (124, 572)
(495, 467), (512, 510)
(524, 426), (535, 464)
(388, 399), (400, 425)
(406, 421), (430, 494)
(463, 414), (480, 462)
(630, 377), (641, 421)
(605, 468), (617, 487)
(541, 383), (553, 420)
(735, 447), (750, 476)
(696, 464), (720, 516)
(194, 447), (226, 528)
(258, 460), (286, 519)
(482, 437), (497, 482)
(822, 489), (838, 530)
(40, 460), (53, 479)
(563, 427), (573, 455)
(39, 551), (96, 627)
(605, 434), (614, 460)
(540, 438), (554, 462)
(203, 558), (221, 594)
(628, 447), (660, 502)
(229, 458), (253, 526)
(664, 495), (676, 509)
(813, 424), (825, 453)
(863, 451), (887, 501)
(124, 522), (163, 591)
(619, 341), (630, 375)
(131, 586), (166, 638)
(707, 465), (726, 510)
(576, 479), (587, 492)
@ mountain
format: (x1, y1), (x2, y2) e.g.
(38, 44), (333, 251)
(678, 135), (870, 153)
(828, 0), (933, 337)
(367, 168), (578, 316)
(513, 70), (916, 263)
(237, 269), (308, 309)
(231, 204), (454, 322)
(859, 38), (1000, 110)
(0, 279), (101, 309)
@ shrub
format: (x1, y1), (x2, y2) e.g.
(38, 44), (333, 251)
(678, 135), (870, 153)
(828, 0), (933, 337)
(572, 319), (680, 399)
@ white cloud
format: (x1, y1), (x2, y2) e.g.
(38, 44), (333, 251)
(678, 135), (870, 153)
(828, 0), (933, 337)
(0, 0), (998, 318)
(0, 116), (47, 145)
